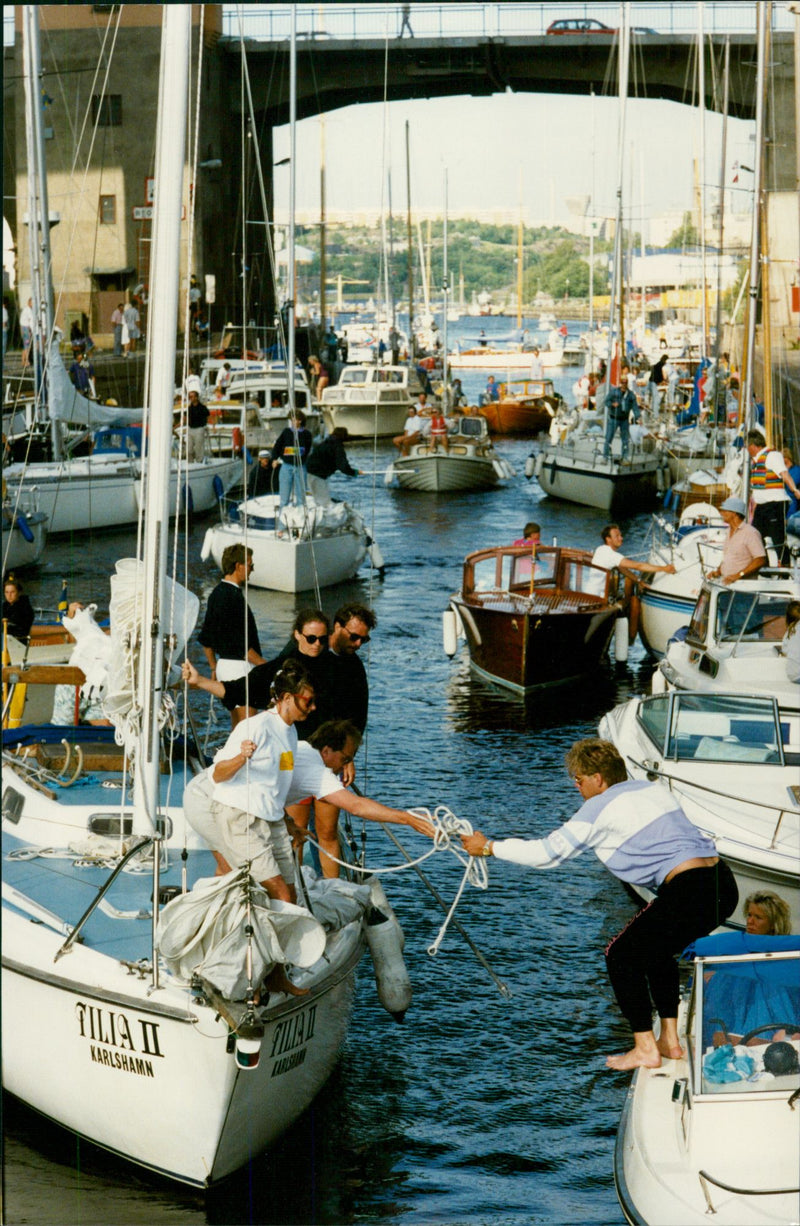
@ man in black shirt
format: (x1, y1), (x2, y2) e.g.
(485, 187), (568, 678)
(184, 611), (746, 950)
(306, 427), (361, 505)
(186, 388), (209, 462)
(197, 544), (265, 722)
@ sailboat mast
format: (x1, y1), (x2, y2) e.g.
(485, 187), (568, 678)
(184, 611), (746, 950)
(697, 3), (708, 359)
(406, 121), (414, 358)
(22, 5), (59, 456)
(442, 169), (449, 396)
(287, 6), (297, 414)
(133, 5), (190, 836)
(319, 115), (326, 330)
(605, 2), (630, 394)
(516, 181), (523, 332)
(741, 2), (768, 503)
(713, 37), (730, 369)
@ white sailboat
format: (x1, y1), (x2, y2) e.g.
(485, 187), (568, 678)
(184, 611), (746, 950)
(200, 19), (378, 592)
(1, 8), (396, 1186)
(534, 7), (665, 513)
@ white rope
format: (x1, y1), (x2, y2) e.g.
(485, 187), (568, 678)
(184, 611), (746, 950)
(301, 804), (488, 956)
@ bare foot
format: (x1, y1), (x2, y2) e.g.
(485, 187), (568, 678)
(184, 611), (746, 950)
(264, 965), (310, 997)
(656, 1037), (684, 1060)
(606, 1048), (662, 1071)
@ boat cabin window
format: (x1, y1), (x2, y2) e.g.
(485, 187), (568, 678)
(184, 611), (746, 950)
(661, 693), (783, 763)
(715, 590), (790, 643)
(457, 417), (487, 439)
(509, 549), (557, 587)
(472, 556), (501, 592)
(637, 694), (671, 752)
(339, 369), (368, 386)
(687, 587), (711, 645)
(692, 952), (800, 1096)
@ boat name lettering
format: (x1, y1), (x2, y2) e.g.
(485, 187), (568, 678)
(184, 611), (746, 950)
(75, 1002), (164, 1059)
(271, 1048), (307, 1078)
(89, 1045), (155, 1077)
(270, 1004), (316, 1058)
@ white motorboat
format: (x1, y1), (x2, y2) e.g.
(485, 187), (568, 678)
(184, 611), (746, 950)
(598, 689), (800, 931)
(388, 415), (515, 492)
(637, 501), (729, 657)
(201, 491), (374, 593)
(656, 570), (800, 709)
(319, 364), (416, 439)
(615, 932), (800, 1226)
(202, 360), (321, 447)
(535, 425), (667, 513)
(1, 8), (404, 1187)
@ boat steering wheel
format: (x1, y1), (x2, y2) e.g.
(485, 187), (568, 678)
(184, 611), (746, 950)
(740, 1021), (800, 1045)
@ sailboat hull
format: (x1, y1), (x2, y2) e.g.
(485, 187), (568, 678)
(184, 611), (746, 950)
(4, 457), (239, 534)
(536, 446), (663, 512)
(2, 908), (362, 1187)
(202, 520), (369, 592)
(393, 453), (500, 491)
(1, 509), (48, 569)
(321, 402), (410, 440)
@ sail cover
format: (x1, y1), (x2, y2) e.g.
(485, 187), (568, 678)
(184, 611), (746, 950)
(47, 342), (143, 428)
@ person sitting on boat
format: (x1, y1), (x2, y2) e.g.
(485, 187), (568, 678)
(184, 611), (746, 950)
(482, 376), (500, 405)
(69, 353), (96, 400)
(461, 737), (739, 1071)
(306, 427), (361, 505)
(449, 378), (466, 408)
(511, 522), (552, 582)
(746, 430), (800, 563)
(781, 600), (800, 684)
(248, 450), (274, 499)
(2, 574), (34, 642)
(586, 524), (675, 638)
(271, 411), (313, 510)
(705, 496), (767, 586)
(705, 891), (796, 1050)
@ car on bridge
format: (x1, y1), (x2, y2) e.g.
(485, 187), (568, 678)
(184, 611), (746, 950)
(545, 18), (657, 35)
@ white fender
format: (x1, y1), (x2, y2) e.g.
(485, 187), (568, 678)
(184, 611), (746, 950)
(200, 528), (214, 563)
(366, 907), (412, 1021)
(524, 455), (536, 479)
(655, 461), (667, 493)
(651, 667), (667, 695)
(368, 878), (404, 948)
(367, 541), (385, 570)
(443, 608), (458, 657)
(614, 617), (629, 663)
(383, 464), (395, 486)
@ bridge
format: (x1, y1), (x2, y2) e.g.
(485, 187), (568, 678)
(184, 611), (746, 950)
(216, 4), (795, 190)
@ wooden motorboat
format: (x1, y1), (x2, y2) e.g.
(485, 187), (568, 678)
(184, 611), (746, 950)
(389, 415), (514, 492)
(445, 544), (627, 693)
(479, 378), (562, 436)
(615, 933), (800, 1226)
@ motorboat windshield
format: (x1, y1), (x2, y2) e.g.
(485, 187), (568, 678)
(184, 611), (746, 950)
(686, 933), (800, 1098)
(635, 691), (793, 765)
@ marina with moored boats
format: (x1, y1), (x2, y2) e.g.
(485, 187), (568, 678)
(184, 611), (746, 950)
(3, 3), (800, 1224)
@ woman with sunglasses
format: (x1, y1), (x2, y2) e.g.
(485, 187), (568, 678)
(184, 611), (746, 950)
(183, 608), (334, 731)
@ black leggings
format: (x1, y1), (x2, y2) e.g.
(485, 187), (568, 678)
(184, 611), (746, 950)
(604, 861), (738, 1033)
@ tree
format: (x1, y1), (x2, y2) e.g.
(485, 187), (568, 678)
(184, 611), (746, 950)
(665, 211), (700, 249)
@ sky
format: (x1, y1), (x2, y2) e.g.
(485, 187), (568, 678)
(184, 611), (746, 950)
(273, 89), (758, 235)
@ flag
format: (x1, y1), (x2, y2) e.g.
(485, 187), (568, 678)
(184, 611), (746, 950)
(57, 580), (68, 616)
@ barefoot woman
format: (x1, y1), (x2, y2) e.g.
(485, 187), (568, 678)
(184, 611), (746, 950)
(461, 738), (738, 1071)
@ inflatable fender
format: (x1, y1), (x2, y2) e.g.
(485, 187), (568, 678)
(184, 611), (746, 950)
(15, 512), (35, 543)
(443, 608), (458, 658)
(365, 907), (412, 1022)
(200, 529), (214, 563)
(524, 455), (536, 480)
(368, 878), (404, 947)
(384, 463), (395, 486)
(614, 617), (629, 664)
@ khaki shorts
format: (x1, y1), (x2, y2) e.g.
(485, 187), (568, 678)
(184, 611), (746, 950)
(184, 772), (294, 884)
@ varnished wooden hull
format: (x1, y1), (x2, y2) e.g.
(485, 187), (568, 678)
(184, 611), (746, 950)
(452, 595), (617, 692)
(479, 401), (553, 436)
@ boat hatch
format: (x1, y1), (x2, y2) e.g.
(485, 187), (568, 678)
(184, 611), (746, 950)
(686, 934), (800, 1098)
(88, 812), (173, 839)
(636, 692), (791, 765)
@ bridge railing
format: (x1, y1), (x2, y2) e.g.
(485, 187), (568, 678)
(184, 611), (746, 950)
(220, 3), (792, 42)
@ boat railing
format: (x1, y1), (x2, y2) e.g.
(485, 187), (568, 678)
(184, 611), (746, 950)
(697, 1169), (800, 1216)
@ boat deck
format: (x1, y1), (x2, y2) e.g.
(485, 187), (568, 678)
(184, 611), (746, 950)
(3, 827), (217, 961)
(467, 588), (606, 615)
